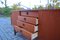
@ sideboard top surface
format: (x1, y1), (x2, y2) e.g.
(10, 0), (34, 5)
(12, 9), (60, 12)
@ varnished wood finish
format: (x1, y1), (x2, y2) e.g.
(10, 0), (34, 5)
(38, 10), (60, 40)
(11, 11), (19, 25)
(21, 11), (38, 18)
(11, 9), (60, 40)
(11, 10), (38, 40)
(17, 20), (38, 33)
(18, 16), (38, 25)
(14, 25), (38, 40)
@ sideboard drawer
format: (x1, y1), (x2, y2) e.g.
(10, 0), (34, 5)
(28, 12), (38, 17)
(18, 16), (38, 25)
(22, 29), (38, 40)
(17, 21), (38, 33)
(19, 27), (38, 40)
(21, 12), (38, 18)
(17, 20), (24, 28)
(21, 12), (27, 16)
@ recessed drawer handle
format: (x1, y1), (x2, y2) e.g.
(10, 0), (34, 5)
(23, 24), (25, 26)
(19, 11), (21, 16)
(20, 30), (22, 32)
(27, 12), (28, 15)
(24, 18), (26, 21)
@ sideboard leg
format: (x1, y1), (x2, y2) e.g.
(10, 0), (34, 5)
(14, 29), (16, 35)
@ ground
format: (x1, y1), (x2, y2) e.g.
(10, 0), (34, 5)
(0, 17), (27, 40)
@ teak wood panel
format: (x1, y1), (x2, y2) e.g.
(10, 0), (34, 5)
(17, 20), (38, 33)
(18, 16), (38, 25)
(38, 10), (60, 40)
(11, 11), (19, 25)
(21, 12), (38, 18)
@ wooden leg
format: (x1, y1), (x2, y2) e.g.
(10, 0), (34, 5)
(14, 29), (17, 35)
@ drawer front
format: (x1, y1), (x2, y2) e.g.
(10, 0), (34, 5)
(17, 20), (24, 28)
(28, 12), (38, 17)
(17, 21), (38, 33)
(21, 12), (38, 17)
(18, 16), (38, 25)
(21, 29), (32, 40)
(21, 12), (27, 16)
(22, 29), (38, 40)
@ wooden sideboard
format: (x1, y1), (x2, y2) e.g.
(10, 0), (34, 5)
(11, 10), (38, 40)
(11, 9), (60, 40)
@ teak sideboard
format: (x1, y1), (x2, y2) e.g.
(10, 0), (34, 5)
(11, 9), (60, 40)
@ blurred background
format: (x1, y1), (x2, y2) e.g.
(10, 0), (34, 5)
(0, 0), (60, 17)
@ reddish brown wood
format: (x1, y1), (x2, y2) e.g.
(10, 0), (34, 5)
(38, 10), (60, 40)
(28, 12), (38, 17)
(17, 20), (38, 33)
(11, 11), (19, 25)
(21, 12), (27, 16)
(18, 16), (38, 25)
(14, 25), (38, 40)
(21, 11), (38, 18)
(11, 9), (60, 40)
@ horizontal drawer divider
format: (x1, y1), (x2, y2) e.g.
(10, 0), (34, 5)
(19, 15), (38, 19)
